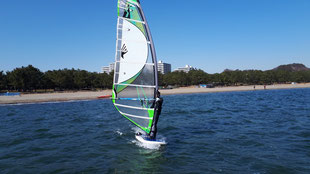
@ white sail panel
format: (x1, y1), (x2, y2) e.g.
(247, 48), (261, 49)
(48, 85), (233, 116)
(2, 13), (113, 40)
(118, 20), (148, 83)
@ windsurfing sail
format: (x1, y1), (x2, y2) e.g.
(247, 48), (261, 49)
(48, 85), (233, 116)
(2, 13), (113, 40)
(112, 0), (163, 139)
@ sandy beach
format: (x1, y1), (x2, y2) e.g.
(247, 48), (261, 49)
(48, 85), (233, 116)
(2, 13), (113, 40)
(1, 83), (310, 104)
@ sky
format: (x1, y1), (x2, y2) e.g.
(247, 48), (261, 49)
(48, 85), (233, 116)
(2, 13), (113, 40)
(0, 0), (309, 74)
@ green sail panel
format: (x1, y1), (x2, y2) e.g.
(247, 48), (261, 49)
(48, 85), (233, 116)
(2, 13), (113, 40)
(118, 0), (146, 36)
(113, 0), (158, 133)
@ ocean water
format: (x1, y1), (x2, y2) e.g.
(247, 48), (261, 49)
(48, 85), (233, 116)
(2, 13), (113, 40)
(0, 88), (310, 174)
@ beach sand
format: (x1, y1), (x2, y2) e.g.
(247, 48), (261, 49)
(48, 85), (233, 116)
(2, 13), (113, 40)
(160, 83), (310, 95)
(1, 83), (310, 104)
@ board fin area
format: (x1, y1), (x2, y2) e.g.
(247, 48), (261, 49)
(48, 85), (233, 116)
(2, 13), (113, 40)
(135, 132), (166, 147)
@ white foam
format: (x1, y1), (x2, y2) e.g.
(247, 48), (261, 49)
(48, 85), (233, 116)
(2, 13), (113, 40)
(115, 130), (123, 136)
(131, 127), (167, 150)
(132, 127), (141, 134)
(131, 139), (162, 150)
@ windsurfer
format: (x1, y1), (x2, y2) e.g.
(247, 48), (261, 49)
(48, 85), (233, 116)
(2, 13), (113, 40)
(149, 91), (163, 140)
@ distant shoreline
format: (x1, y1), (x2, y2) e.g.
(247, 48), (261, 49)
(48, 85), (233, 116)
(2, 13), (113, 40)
(1, 83), (310, 105)
(160, 83), (310, 95)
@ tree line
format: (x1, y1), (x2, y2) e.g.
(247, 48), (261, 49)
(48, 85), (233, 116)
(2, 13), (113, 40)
(159, 69), (310, 87)
(1, 65), (310, 92)
(0, 65), (113, 92)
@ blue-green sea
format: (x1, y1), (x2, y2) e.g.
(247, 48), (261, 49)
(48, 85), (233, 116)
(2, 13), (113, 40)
(1, 88), (310, 174)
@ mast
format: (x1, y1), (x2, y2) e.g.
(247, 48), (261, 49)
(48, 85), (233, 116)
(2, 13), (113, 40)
(137, 1), (158, 92)
(137, 1), (163, 140)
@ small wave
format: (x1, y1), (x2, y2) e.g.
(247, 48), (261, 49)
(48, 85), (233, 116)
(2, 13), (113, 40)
(115, 130), (123, 136)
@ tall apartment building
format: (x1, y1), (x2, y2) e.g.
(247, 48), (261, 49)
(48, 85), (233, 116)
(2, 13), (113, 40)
(157, 60), (171, 74)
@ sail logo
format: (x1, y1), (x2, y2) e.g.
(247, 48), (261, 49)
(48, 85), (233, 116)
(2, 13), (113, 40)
(123, 5), (131, 18)
(123, 3), (134, 19)
(121, 44), (128, 59)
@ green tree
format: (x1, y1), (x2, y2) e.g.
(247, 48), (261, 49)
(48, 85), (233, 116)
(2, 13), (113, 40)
(91, 72), (113, 89)
(6, 65), (43, 91)
(74, 70), (91, 89)
(163, 71), (189, 86)
(274, 70), (290, 83)
(45, 69), (75, 90)
(221, 70), (233, 85)
(291, 71), (310, 83)
(0, 71), (7, 90)
(187, 69), (207, 85)
(158, 71), (164, 86)
(209, 73), (224, 85)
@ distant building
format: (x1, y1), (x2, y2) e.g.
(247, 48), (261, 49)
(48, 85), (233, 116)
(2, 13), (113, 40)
(157, 60), (171, 74)
(101, 66), (110, 74)
(109, 63), (115, 73)
(174, 65), (194, 73)
(103, 61), (172, 74)
(101, 62), (115, 74)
